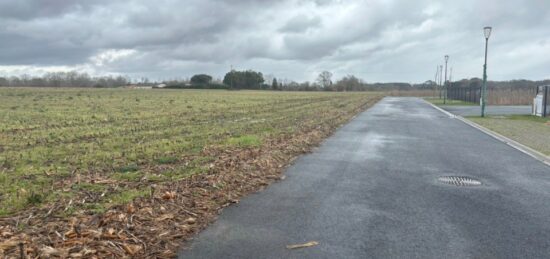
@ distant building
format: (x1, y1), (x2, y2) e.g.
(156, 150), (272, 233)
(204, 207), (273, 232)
(126, 85), (153, 89)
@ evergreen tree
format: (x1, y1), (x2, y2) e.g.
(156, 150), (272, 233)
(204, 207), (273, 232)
(272, 78), (278, 90)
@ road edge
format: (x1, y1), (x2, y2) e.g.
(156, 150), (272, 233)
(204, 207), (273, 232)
(423, 99), (550, 167)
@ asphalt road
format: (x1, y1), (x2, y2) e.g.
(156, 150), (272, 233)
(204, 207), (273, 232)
(179, 97), (550, 259)
(440, 105), (532, 116)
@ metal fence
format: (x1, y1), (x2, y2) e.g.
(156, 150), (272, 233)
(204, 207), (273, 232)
(447, 86), (481, 104)
(447, 86), (537, 105)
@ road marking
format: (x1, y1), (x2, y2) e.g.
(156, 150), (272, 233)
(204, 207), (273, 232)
(425, 101), (456, 118)
(423, 99), (550, 167)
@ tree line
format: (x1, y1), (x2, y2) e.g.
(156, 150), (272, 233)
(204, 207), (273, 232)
(448, 78), (550, 89)
(0, 71), (129, 88)
(158, 71), (550, 91)
(164, 70), (267, 90)
(1, 70), (548, 91)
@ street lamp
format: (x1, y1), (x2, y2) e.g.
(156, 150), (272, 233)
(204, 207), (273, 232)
(435, 65), (442, 98)
(444, 55), (449, 104)
(439, 65), (443, 97)
(481, 26), (492, 117)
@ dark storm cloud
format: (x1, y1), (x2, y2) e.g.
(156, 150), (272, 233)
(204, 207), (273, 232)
(0, 0), (106, 20)
(0, 31), (93, 65)
(0, 0), (549, 82)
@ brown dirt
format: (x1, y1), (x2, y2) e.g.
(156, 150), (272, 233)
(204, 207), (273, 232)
(0, 97), (381, 258)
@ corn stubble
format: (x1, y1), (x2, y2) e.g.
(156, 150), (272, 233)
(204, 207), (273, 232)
(0, 89), (381, 257)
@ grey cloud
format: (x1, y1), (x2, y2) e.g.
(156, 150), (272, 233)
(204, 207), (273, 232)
(279, 15), (321, 33)
(0, 0), (106, 20)
(0, 0), (549, 82)
(0, 31), (94, 65)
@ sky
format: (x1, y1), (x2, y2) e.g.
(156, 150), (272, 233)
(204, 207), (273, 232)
(0, 0), (549, 83)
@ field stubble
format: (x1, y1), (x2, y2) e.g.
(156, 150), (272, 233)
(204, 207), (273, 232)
(0, 88), (382, 257)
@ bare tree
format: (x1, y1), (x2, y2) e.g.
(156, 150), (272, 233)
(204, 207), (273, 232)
(3, 71), (128, 88)
(316, 71), (333, 89)
(263, 74), (275, 86)
(0, 77), (9, 86)
(335, 75), (361, 91)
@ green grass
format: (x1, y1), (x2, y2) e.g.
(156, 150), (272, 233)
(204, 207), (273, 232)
(0, 88), (381, 216)
(425, 97), (477, 106)
(505, 115), (550, 123)
(115, 164), (140, 173)
(227, 135), (261, 147)
(467, 115), (550, 156)
(155, 156), (178, 164)
(105, 189), (149, 206)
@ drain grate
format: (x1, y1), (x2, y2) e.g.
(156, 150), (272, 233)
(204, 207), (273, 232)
(438, 176), (482, 186)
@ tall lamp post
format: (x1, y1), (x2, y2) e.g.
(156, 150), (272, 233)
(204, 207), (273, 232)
(439, 65), (443, 98)
(481, 26), (492, 117)
(434, 66), (440, 98)
(444, 55), (449, 104)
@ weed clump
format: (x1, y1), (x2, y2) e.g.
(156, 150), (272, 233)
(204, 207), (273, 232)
(116, 164), (139, 173)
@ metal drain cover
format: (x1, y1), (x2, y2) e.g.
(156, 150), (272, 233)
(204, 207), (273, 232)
(438, 176), (482, 186)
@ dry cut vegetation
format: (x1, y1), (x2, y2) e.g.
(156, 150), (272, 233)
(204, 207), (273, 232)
(487, 88), (537, 105)
(0, 88), (382, 257)
(388, 89), (437, 98)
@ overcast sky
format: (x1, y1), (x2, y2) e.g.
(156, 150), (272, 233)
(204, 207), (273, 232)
(0, 0), (549, 83)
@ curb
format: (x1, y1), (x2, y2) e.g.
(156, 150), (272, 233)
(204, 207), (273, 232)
(423, 99), (550, 167)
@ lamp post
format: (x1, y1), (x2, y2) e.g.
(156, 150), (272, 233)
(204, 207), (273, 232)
(481, 26), (492, 117)
(439, 65), (443, 98)
(444, 55), (449, 104)
(434, 66), (439, 98)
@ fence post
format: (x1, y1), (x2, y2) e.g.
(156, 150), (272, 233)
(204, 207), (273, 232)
(511, 87), (514, 105)
(544, 85), (548, 117)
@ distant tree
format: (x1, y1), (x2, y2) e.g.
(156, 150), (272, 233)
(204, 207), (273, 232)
(223, 70), (264, 89)
(335, 75), (361, 91)
(30, 77), (46, 87)
(9, 76), (21, 87)
(287, 81), (300, 90)
(272, 78), (278, 90)
(469, 78), (483, 89)
(263, 74), (274, 86)
(140, 77), (150, 85)
(317, 71), (333, 89)
(0, 77), (8, 87)
(190, 74), (213, 85)
(420, 80), (437, 89)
